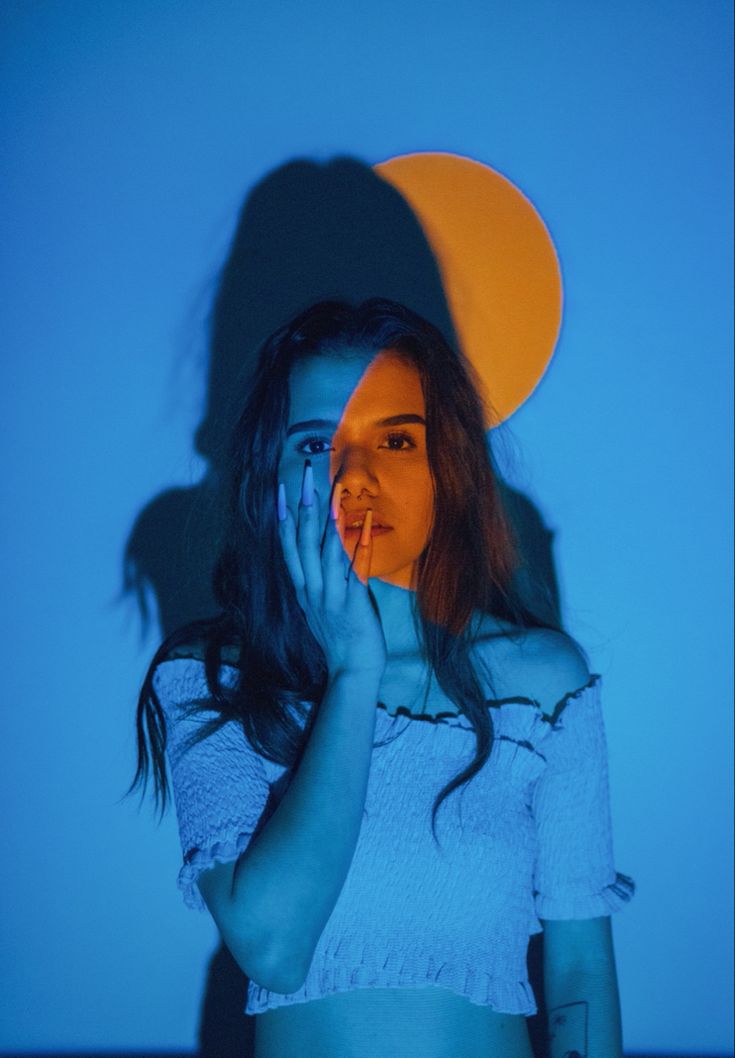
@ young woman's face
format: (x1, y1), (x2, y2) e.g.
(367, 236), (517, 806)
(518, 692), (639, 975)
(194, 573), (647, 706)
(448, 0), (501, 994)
(278, 347), (435, 588)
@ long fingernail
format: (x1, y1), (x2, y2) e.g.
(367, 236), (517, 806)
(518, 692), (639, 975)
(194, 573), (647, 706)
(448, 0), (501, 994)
(330, 490), (339, 521)
(301, 460), (314, 507)
(359, 508), (373, 547)
(277, 482), (287, 522)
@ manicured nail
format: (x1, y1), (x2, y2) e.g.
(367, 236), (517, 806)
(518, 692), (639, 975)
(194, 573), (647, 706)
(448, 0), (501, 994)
(301, 460), (314, 507)
(330, 489), (339, 521)
(359, 508), (373, 547)
(277, 482), (287, 522)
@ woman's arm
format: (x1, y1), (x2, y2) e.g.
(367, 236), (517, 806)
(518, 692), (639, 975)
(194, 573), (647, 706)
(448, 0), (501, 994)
(208, 478), (388, 992)
(542, 916), (623, 1058)
(224, 669), (380, 991)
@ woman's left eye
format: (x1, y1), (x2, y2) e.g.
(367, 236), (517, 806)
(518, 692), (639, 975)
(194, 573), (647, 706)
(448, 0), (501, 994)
(380, 431), (417, 451)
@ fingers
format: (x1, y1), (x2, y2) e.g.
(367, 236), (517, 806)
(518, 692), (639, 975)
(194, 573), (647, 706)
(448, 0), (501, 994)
(322, 502), (350, 610)
(276, 483), (305, 597)
(296, 462), (324, 604)
(349, 508), (373, 586)
(278, 463), (371, 612)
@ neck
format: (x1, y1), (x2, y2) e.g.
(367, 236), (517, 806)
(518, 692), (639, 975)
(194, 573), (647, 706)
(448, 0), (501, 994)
(368, 578), (423, 661)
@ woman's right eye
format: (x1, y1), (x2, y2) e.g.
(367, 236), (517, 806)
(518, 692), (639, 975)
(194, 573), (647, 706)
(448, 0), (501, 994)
(295, 435), (333, 456)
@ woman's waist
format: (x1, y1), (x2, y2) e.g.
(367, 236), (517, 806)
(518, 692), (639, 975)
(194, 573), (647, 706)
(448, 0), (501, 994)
(254, 983), (533, 1058)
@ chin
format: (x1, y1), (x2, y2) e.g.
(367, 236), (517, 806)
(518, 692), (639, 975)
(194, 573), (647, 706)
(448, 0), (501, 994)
(371, 565), (418, 590)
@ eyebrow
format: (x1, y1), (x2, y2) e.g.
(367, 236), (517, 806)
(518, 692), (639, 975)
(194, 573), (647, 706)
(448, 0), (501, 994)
(286, 413), (426, 438)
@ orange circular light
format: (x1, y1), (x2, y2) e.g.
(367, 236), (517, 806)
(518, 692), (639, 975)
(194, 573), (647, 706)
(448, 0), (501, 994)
(374, 152), (563, 428)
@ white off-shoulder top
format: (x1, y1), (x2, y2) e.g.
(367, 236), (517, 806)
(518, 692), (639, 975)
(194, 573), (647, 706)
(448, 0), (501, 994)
(154, 656), (635, 1017)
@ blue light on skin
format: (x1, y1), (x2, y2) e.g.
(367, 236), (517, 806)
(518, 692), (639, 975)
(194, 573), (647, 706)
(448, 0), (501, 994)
(277, 347), (434, 663)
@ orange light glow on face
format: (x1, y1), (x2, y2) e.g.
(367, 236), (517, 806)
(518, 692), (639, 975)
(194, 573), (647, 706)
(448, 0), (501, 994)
(280, 348), (434, 589)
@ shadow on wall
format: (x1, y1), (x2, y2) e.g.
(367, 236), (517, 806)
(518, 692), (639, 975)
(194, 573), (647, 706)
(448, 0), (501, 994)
(121, 155), (562, 1058)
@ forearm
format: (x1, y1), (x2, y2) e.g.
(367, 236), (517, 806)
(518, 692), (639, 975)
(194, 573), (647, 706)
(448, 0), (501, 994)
(230, 670), (379, 985)
(543, 961), (623, 1058)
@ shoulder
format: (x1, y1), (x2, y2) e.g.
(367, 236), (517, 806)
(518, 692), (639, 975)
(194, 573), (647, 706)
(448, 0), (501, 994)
(472, 616), (591, 715)
(519, 627), (590, 683)
(522, 629), (591, 711)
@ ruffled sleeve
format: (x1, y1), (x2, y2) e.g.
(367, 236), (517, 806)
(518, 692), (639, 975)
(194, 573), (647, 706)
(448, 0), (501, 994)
(153, 656), (271, 912)
(531, 675), (636, 920)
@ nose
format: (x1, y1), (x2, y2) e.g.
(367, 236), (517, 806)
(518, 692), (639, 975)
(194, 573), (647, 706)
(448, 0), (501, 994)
(331, 444), (379, 497)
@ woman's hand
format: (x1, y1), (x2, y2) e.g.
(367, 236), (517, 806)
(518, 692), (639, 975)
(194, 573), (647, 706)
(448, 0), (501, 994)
(277, 462), (387, 682)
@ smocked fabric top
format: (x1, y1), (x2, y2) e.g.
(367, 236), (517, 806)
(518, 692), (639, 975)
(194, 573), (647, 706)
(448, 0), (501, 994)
(154, 655), (635, 1016)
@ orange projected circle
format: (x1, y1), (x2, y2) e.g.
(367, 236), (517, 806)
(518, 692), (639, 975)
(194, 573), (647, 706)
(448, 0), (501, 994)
(374, 152), (563, 428)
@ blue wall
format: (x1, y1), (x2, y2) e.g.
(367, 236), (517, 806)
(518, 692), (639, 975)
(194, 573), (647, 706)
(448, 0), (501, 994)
(2, 1), (732, 1054)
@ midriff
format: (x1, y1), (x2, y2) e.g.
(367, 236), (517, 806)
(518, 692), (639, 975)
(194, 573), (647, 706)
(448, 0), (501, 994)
(254, 984), (533, 1058)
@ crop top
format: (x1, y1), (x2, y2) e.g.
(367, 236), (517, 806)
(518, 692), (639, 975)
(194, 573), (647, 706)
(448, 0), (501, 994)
(153, 655), (636, 1016)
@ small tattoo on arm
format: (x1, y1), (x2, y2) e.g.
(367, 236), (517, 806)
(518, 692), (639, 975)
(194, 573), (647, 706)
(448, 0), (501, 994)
(547, 999), (589, 1058)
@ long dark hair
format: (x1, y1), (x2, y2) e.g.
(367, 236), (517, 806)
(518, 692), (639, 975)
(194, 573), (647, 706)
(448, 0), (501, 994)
(127, 297), (587, 843)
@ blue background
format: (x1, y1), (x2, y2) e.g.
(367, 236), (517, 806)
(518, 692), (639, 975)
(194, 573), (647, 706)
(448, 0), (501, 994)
(2, 1), (732, 1054)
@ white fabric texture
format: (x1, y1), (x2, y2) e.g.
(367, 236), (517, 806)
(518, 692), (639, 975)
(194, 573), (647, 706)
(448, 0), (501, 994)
(154, 657), (635, 1016)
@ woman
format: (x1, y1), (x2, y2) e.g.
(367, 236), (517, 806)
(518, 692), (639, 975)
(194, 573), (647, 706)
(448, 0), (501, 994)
(129, 297), (635, 1058)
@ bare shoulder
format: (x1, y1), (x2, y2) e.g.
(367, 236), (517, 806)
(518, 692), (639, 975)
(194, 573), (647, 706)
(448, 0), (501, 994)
(471, 614), (591, 714)
(518, 626), (590, 677)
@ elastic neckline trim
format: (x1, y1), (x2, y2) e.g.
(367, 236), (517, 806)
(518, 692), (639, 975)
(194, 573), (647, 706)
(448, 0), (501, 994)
(376, 701), (463, 725)
(376, 673), (602, 726)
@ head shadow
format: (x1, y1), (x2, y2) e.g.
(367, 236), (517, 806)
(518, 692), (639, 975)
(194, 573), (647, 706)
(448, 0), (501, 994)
(122, 155), (559, 636)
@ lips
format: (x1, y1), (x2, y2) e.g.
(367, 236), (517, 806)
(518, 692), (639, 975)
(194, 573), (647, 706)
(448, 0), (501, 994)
(341, 508), (391, 529)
